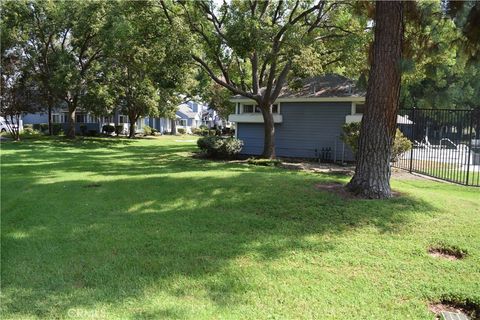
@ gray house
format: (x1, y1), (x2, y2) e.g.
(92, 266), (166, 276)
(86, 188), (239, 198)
(23, 106), (172, 135)
(228, 74), (366, 161)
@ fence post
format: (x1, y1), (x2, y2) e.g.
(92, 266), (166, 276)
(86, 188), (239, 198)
(409, 108), (416, 173)
(466, 110), (473, 185)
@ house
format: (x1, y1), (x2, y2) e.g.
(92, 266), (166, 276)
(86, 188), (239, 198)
(229, 74), (366, 161)
(22, 106), (172, 135)
(175, 101), (224, 133)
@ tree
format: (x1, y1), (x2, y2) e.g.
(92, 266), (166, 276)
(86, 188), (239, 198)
(164, 0), (365, 158)
(103, 1), (191, 138)
(347, 1), (404, 198)
(50, 0), (108, 139)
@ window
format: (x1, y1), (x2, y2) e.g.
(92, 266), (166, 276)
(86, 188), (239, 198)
(355, 104), (365, 114)
(52, 114), (60, 123)
(243, 105), (254, 113)
(178, 119), (187, 126)
(241, 104), (280, 114)
(75, 113), (86, 123)
(119, 115), (128, 123)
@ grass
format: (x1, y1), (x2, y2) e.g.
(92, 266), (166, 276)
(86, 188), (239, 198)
(1, 136), (479, 319)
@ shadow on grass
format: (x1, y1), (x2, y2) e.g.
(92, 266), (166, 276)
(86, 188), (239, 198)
(1, 138), (437, 318)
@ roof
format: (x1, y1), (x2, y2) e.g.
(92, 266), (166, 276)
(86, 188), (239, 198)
(177, 104), (197, 119)
(231, 74), (365, 101)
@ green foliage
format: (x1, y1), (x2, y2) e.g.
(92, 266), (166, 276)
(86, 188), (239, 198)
(340, 122), (361, 156)
(247, 158), (281, 167)
(143, 125), (153, 136)
(197, 136), (243, 159)
(79, 125), (87, 136)
(341, 122), (411, 161)
(52, 124), (62, 136)
(102, 125), (115, 135)
(177, 128), (186, 135)
(392, 129), (413, 162)
(21, 127), (41, 137)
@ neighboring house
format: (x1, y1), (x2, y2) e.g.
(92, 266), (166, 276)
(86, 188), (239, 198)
(228, 74), (411, 161)
(22, 106), (172, 135)
(175, 101), (224, 133)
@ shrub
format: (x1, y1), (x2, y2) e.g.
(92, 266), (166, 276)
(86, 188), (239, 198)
(143, 125), (153, 136)
(199, 124), (208, 130)
(247, 158), (281, 167)
(341, 122), (412, 162)
(209, 129), (217, 136)
(392, 129), (412, 162)
(340, 122), (361, 156)
(87, 129), (97, 137)
(40, 123), (49, 132)
(23, 124), (33, 130)
(21, 127), (41, 137)
(79, 124), (87, 136)
(102, 124), (115, 135)
(115, 125), (124, 135)
(151, 127), (158, 135)
(197, 136), (243, 159)
(177, 128), (186, 135)
(191, 128), (202, 135)
(52, 123), (62, 135)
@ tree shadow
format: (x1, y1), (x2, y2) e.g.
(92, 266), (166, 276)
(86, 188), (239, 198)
(1, 138), (439, 318)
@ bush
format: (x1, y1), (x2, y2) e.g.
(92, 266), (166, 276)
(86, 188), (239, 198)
(341, 122), (412, 162)
(79, 124), (87, 136)
(340, 122), (361, 156)
(23, 124), (33, 130)
(52, 123), (62, 135)
(191, 128), (202, 135)
(247, 158), (281, 167)
(21, 127), (41, 137)
(209, 129), (217, 136)
(115, 125), (124, 135)
(199, 124), (209, 130)
(143, 125), (153, 136)
(177, 128), (186, 135)
(102, 124), (115, 135)
(392, 129), (412, 162)
(197, 136), (243, 159)
(87, 129), (97, 137)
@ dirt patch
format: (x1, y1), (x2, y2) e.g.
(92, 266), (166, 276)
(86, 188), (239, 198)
(428, 246), (466, 260)
(429, 300), (479, 320)
(83, 183), (101, 188)
(314, 182), (360, 199)
(314, 182), (403, 199)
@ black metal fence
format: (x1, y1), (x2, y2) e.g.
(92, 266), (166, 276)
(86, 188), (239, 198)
(393, 108), (480, 187)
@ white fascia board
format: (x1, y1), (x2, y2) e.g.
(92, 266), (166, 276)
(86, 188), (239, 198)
(229, 97), (366, 103)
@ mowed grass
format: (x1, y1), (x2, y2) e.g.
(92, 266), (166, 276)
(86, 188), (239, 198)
(1, 136), (479, 319)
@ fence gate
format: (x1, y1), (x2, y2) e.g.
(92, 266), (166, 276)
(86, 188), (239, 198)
(394, 108), (480, 187)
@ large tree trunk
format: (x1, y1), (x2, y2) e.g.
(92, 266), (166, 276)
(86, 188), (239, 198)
(261, 103), (276, 159)
(66, 103), (76, 139)
(347, 1), (404, 199)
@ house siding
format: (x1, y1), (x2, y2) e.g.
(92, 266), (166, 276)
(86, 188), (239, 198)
(237, 102), (354, 161)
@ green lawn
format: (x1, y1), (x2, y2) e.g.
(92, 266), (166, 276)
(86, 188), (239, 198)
(1, 136), (479, 319)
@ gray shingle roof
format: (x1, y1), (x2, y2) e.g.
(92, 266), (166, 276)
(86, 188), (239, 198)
(232, 74), (365, 100)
